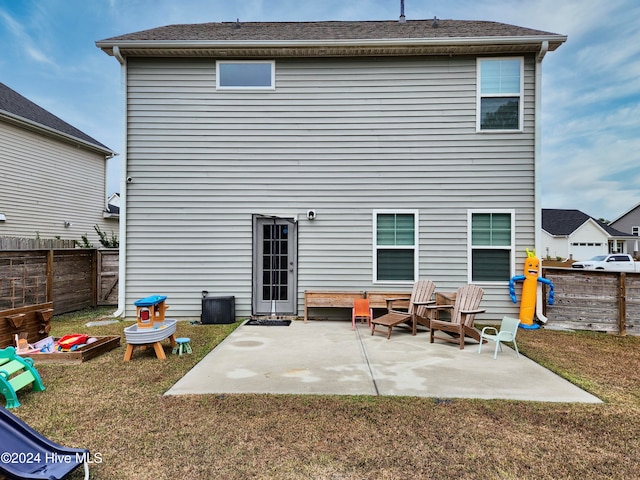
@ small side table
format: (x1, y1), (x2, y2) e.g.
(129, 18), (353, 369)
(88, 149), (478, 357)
(172, 337), (192, 356)
(123, 335), (176, 361)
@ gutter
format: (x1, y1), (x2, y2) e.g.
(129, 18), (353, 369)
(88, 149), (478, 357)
(96, 34), (568, 52)
(0, 110), (115, 156)
(535, 41), (549, 325)
(112, 46), (128, 318)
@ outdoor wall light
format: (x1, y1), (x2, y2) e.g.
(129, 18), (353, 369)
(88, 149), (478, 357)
(0, 213), (6, 222)
(64, 221), (72, 228)
(307, 210), (316, 221)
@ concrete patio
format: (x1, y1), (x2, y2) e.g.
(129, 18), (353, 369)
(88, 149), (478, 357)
(165, 320), (601, 403)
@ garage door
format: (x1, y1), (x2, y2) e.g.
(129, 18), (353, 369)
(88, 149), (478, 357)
(571, 242), (605, 261)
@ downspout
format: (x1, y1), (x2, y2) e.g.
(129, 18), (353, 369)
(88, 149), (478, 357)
(112, 46), (128, 318)
(535, 41), (549, 324)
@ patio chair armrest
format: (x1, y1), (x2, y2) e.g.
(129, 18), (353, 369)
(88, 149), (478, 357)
(460, 309), (485, 315)
(385, 298), (410, 311)
(426, 304), (453, 310)
(412, 300), (436, 306)
(481, 326), (498, 335)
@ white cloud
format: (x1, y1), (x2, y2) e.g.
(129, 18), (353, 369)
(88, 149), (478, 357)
(3, 0), (639, 211)
(0, 8), (57, 67)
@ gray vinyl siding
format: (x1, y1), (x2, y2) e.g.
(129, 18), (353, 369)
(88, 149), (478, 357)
(124, 55), (537, 319)
(0, 121), (114, 244)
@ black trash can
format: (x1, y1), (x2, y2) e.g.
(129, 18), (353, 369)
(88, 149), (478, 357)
(201, 295), (235, 324)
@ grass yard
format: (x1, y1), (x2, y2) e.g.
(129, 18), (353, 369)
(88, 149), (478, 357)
(3, 307), (640, 480)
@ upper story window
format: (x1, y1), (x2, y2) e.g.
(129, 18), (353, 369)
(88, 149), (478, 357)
(632, 226), (639, 236)
(216, 61), (275, 90)
(468, 210), (514, 282)
(373, 210), (418, 283)
(477, 58), (523, 131)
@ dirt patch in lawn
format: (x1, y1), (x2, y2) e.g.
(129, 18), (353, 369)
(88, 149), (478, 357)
(7, 308), (640, 480)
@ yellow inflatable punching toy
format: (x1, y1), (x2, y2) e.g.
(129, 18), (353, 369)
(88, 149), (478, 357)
(509, 249), (554, 330)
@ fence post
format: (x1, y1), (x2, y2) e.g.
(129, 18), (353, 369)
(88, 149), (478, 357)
(618, 272), (627, 336)
(91, 249), (98, 308)
(46, 250), (54, 303)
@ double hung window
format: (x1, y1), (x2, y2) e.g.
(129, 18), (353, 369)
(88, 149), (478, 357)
(477, 58), (523, 131)
(469, 210), (514, 282)
(374, 211), (418, 282)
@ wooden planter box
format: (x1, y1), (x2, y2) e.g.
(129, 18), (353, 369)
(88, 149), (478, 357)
(19, 335), (121, 364)
(1, 303), (55, 348)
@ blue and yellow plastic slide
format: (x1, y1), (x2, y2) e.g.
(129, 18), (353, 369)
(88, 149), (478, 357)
(0, 406), (89, 480)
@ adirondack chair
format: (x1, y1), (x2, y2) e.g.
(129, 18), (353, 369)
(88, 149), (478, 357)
(370, 279), (436, 339)
(428, 284), (485, 349)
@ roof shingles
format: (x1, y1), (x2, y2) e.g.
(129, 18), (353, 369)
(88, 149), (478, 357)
(99, 19), (563, 43)
(542, 209), (633, 237)
(0, 82), (111, 153)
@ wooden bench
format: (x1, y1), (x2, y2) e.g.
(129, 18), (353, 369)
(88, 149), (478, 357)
(303, 290), (413, 322)
(0, 346), (45, 409)
(364, 291), (412, 310)
(304, 291), (365, 322)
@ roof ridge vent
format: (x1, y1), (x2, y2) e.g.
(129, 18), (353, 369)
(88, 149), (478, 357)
(432, 16), (439, 28)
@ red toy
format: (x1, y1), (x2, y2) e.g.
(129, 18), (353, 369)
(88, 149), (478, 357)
(57, 334), (89, 351)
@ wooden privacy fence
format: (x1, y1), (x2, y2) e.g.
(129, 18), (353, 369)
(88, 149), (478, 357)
(0, 237), (75, 249)
(0, 249), (118, 315)
(543, 267), (639, 336)
(97, 250), (119, 306)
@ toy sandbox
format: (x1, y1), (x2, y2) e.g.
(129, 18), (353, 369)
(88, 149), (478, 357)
(17, 336), (121, 364)
(2, 303), (120, 364)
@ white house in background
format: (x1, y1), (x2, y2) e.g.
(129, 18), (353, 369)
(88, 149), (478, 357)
(0, 82), (116, 244)
(97, 18), (566, 320)
(609, 202), (640, 257)
(542, 209), (634, 261)
(104, 193), (121, 219)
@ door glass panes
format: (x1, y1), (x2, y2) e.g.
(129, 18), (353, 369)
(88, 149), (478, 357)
(262, 224), (289, 300)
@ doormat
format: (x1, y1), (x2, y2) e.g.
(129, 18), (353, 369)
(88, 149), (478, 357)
(245, 319), (292, 326)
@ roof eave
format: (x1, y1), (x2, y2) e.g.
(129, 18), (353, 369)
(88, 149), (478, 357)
(97, 34), (567, 57)
(0, 110), (116, 157)
(543, 230), (569, 238)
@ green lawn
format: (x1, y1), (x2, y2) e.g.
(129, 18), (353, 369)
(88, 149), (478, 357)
(4, 307), (640, 479)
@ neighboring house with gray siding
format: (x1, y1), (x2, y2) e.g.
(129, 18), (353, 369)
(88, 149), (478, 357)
(542, 208), (634, 261)
(97, 19), (566, 320)
(0, 82), (116, 245)
(610, 202), (640, 257)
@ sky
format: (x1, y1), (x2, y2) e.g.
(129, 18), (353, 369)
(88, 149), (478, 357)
(1, 0), (639, 221)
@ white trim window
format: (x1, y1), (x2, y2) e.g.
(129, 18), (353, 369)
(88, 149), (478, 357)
(632, 226), (639, 236)
(373, 210), (419, 283)
(216, 61), (275, 90)
(477, 57), (524, 131)
(468, 210), (515, 282)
